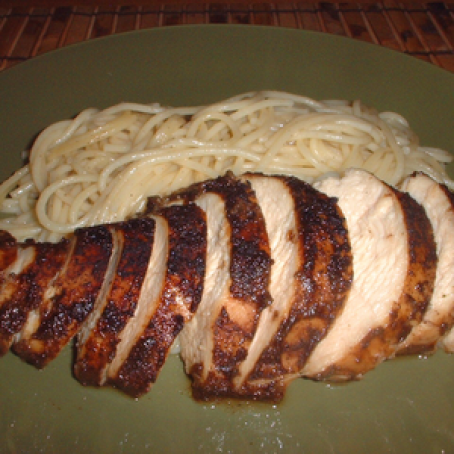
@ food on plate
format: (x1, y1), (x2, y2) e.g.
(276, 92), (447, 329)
(0, 169), (452, 401)
(303, 169), (437, 380)
(13, 224), (115, 368)
(105, 205), (206, 397)
(74, 217), (158, 388)
(0, 91), (453, 243)
(396, 172), (454, 354)
(149, 172), (352, 399)
(0, 231), (70, 356)
(150, 173), (274, 399)
(230, 173), (352, 399)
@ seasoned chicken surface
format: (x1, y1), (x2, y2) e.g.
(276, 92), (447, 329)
(155, 173), (272, 399)
(0, 170), (451, 402)
(0, 239), (70, 356)
(0, 230), (18, 272)
(177, 192), (231, 394)
(397, 172), (454, 354)
(0, 241), (36, 355)
(303, 169), (436, 380)
(233, 174), (352, 399)
(13, 225), (115, 368)
(104, 214), (168, 393)
(74, 218), (156, 386)
(108, 204), (206, 397)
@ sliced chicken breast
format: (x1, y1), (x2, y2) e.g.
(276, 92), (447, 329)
(74, 217), (156, 386)
(174, 192), (231, 396)
(107, 204), (206, 397)
(0, 237), (37, 356)
(397, 172), (454, 354)
(13, 225), (115, 368)
(232, 174), (352, 399)
(168, 174), (272, 400)
(0, 230), (18, 272)
(442, 323), (454, 352)
(0, 240), (35, 350)
(0, 237), (34, 320)
(0, 169), (446, 400)
(0, 239), (70, 356)
(105, 214), (168, 392)
(303, 169), (436, 381)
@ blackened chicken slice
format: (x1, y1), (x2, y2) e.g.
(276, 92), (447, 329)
(0, 236), (33, 319)
(0, 231), (18, 273)
(397, 172), (454, 354)
(0, 239), (70, 356)
(0, 238), (34, 352)
(0, 234), (36, 356)
(168, 173), (272, 400)
(303, 169), (436, 381)
(103, 214), (167, 393)
(175, 192), (231, 396)
(13, 225), (115, 368)
(107, 204), (206, 397)
(232, 174), (352, 400)
(74, 218), (156, 386)
(0, 232), (55, 356)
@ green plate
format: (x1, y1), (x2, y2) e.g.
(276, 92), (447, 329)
(0, 25), (453, 453)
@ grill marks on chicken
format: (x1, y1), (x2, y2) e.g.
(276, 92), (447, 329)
(303, 169), (436, 381)
(0, 169), (452, 401)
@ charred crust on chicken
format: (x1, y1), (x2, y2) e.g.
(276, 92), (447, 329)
(0, 170), (452, 402)
(0, 240), (70, 355)
(74, 217), (156, 386)
(14, 225), (114, 368)
(234, 176), (352, 399)
(109, 204), (207, 397)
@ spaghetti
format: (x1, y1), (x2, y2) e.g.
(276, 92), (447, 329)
(0, 91), (452, 242)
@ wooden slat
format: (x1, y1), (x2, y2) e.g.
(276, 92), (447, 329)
(1, 2), (453, 72)
(5, 0), (407, 6)
(62, 6), (94, 45)
(296, 3), (323, 31)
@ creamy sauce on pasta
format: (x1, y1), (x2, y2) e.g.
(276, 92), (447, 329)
(0, 90), (452, 242)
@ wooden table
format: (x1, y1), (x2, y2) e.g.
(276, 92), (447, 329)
(1, 2), (453, 72)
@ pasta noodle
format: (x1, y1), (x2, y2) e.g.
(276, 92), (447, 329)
(0, 90), (452, 242)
